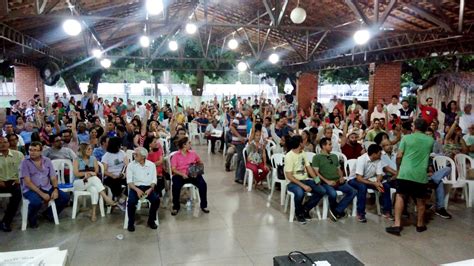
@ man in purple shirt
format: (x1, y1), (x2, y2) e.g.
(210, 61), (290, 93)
(20, 141), (69, 228)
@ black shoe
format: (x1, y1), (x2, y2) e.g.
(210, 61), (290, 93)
(335, 211), (347, 219)
(42, 212), (54, 223)
(234, 179), (243, 184)
(386, 226), (402, 236)
(201, 208), (210, 214)
(303, 210), (311, 220)
(435, 208), (452, 219)
(296, 215), (307, 225)
(357, 214), (367, 223)
(171, 209), (179, 216)
(0, 222), (12, 232)
(416, 225), (427, 233)
(148, 221), (158, 229)
(29, 222), (38, 229)
(225, 167), (231, 172)
(329, 208), (338, 221)
(127, 224), (135, 232)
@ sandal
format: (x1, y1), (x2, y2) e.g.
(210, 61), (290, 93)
(171, 209), (179, 216)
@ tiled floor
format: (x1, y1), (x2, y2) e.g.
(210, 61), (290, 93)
(1, 146), (474, 265)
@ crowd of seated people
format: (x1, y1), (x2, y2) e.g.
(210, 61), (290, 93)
(0, 91), (473, 237)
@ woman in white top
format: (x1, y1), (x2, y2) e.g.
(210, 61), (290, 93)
(101, 137), (128, 203)
(73, 143), (117, 221)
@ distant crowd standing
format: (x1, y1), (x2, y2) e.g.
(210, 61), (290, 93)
(0, 91), (473, 236)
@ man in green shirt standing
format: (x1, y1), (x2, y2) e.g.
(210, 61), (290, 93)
(313, 138), (356, 221)
(0, 136), (25, 232)
(386, 119), (434, 236)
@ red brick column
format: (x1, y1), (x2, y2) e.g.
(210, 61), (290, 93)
(368, 62), (401, 113)
(297, 72), (318, 115)
(14, 66), (45, 104)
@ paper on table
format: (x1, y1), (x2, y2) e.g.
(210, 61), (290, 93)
(0, 247), (68, 266)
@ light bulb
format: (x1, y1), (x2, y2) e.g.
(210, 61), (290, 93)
(290, 7), (306, 24)
(91, 49), (102, 59)
(100, 58), (111, 68)
(353, 29), (371, 45)
(237, 61), (248, 72)
(168, 40), (178, 51)
(185, 23), (197, 34)
(140, 36), (150, 48)
(63, 19), (82, 36)
(228, 38), (239, 50)
(146, 0), (164, 15)
(269, 53), (279, 64)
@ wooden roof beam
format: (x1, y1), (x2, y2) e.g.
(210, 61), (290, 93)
(345, 0), (371, 26)
(405, 4), (454, 32)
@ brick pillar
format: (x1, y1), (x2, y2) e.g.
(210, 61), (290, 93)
(297, 72), (318, 115)
(14, 65), (45, 104)
(368, 62), (401, 114)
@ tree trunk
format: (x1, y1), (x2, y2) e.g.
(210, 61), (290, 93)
(191, 69), (204, 96)
(88, 70), (103, 93)
(62, 73), (82, 95)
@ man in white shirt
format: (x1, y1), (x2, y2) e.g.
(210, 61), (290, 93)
(459, 104), (473, 134)
(386, 95), (402, 116)
(126, 147), (159, 232)
(205, 119), (224, 153)
(348, 144), (392, 222)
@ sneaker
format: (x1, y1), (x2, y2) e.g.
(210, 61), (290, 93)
(328, 208), (338, 221)
(383, 212), (395, 221)
(435, 208), (452, 219)
(357, 214), (367, 223)
(385, 226), (402, 236)
(234, 179), (243, 184)
(117, 202), (126, 212)
(296, 215), (307, 225)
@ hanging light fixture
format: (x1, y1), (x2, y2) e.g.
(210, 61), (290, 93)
(290, 0), (306, 24)
(168, 40), (178, 51)
(63, 19), (82, 36)
(268, 53), (280, 64)
(91, 49), (102, 59)
(100, 58), (111, 68)
(146, 0), (164, 15)
(185, 23), (197, 34)
(237, 61), (248, 72)
(353, 29), (371, 45)
(139, 35), (150, 48)
(228, 37), (239, 50)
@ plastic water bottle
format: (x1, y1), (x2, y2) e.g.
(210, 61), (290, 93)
(186, 199), (192, 211)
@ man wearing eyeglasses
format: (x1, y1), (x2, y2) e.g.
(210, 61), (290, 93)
(312, 138), (356, 221)
(42, 134), (76, 161)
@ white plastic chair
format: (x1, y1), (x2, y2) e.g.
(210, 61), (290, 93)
(434, 155), (468, 209)
(267, 154), (287, 206)
(168, 151), (200, 208)
(346, 159), (361, 217)
(123, 190), (159, 229)
(207, 139), (222, 154)
(331, 151), (348, 168)
(188, 122), (202, 145)
(52, 159), (74, 193)
(455, 154), (474, 207)
(242, 146), (270, 192)
(19, 188), (59, 231)
(266, 140), (276, 159)
(305, 152), (315, 166)
(125, 150), (134, 164)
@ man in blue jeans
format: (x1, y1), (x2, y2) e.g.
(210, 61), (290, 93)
(348, 144), (391, 223)
(313, 138), (356, 221)
(19, 142), (69, 228)
(126, 147), (160, 232)
(428, 166), (452, 218)
(284, 136), (326, 224)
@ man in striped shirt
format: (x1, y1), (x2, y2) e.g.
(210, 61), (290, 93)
(230, 112), (249, 184)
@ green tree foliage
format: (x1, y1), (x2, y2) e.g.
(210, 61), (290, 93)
(320, 66), (369, 85)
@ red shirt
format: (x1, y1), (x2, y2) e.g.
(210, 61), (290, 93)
(147, 147), (164, 176)
(419, 104), (438, 124)
(341, 142), (363, 160)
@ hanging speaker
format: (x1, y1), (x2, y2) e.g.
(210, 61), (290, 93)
(39, 61), (60, 86)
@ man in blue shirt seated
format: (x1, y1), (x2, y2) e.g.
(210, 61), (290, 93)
(93, 135), (109, 162)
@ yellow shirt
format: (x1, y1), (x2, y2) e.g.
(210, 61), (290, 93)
(0, 149), (25, 182)
(284, 150), (310, 181)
